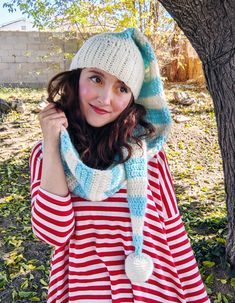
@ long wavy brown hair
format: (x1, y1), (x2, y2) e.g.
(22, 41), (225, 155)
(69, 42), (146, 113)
(47, 68), (156, 169)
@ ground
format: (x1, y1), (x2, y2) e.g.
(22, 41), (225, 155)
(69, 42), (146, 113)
(0, 83), (234, 302)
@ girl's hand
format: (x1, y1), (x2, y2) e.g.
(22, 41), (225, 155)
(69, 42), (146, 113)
(38, 103), (68, 147)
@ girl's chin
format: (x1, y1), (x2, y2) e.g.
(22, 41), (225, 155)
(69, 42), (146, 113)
(84, 115), (116, 128)
(85, 119), (110, 128)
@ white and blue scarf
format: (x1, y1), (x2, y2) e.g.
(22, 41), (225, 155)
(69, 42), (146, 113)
(59, 28), (171, 283)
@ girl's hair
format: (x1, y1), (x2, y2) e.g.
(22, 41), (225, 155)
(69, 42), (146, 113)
(47, 69), (156, 169)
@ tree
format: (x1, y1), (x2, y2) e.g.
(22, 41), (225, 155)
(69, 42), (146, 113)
(2, 1), (159, 34)
(2, 1), (176, 77)
(158, 0), (235, 264)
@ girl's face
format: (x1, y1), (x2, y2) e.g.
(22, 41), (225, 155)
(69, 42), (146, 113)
(79, 68), (132, 127)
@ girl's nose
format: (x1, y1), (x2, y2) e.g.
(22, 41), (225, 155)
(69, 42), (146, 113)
(99, 87), (112, 105)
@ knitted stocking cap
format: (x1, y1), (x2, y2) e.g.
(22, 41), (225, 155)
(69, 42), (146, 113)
(61, 28), (171, 283)
(70, 29), (145, 100)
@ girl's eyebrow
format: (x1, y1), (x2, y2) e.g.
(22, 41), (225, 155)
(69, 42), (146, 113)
(88, 69), (127, 86)
(120, 81), (128, 87)
(88, 69), (105, 77)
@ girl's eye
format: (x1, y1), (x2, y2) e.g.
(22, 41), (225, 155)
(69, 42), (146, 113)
(90, 75), (102, 84)
(120, 85), (128, 93)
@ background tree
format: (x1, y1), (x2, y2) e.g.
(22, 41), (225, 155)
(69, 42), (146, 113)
(158, 0), (235, 265)
(0, 0), (187, 87)
(2, 1), (175, 61)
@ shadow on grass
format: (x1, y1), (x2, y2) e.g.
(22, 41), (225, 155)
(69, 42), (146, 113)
(191, 236), (226, 264)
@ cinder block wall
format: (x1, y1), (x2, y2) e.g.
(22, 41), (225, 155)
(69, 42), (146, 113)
(0, 31), (80, 88)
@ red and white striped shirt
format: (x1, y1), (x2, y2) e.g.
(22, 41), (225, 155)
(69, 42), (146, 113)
(30, 142), (210, 303)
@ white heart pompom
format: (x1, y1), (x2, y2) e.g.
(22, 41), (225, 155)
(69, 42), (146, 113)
(125, 253), (154, 283)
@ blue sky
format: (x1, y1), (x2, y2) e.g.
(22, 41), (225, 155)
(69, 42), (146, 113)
(0, 3), (28, 25)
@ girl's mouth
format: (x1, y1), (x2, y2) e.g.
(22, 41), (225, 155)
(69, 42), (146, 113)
(90, 104), (110, 114)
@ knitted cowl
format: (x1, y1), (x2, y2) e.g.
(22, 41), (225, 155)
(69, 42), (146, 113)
(59, 28), (171, 284)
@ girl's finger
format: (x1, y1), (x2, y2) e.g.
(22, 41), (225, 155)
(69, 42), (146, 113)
(40, 110), (66, 120)
(63, 119), (69, 129)
(45, 117), (68, 131)
(39, 107), (66, 119)
(41, 102), (56, 111)
(40, 102), (63, 114)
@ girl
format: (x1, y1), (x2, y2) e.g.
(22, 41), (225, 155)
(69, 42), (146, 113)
(30, 28), (210, 303)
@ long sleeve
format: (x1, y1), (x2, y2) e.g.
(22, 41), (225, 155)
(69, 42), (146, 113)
(149, 150), (210, 302)
(29, 142), (75, 247)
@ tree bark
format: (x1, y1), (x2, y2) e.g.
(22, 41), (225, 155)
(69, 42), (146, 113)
(139, 1), (143, 32)
(150, 0), (159, 32)
(158, 0), (235, 264)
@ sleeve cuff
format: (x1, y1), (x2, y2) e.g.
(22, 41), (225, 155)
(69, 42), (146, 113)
(39, 187), (71, 202)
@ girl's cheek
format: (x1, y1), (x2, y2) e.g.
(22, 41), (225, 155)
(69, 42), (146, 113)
(79, 86), (88, 98)
(114, 99), (130, 112)
(116, 103), (125, 111)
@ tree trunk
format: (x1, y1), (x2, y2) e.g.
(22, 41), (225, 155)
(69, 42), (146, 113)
(158, 0), (235, 264)
(150, 0), (159, 32)
(139, 1), (143, 32)
(148, 1), (160, 50)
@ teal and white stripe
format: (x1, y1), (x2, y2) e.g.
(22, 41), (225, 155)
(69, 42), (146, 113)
(60, 127), (126, 201)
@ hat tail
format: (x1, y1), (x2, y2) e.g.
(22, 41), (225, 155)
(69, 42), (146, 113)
(124, 142), (154, 283)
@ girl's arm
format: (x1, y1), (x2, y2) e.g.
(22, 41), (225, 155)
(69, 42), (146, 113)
(39, 103), (69, 196)
(30, 143), (75, 247)
(29, 104), (75, 247)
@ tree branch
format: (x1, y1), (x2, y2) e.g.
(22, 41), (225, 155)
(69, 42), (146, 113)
(158, 0), (234, 63)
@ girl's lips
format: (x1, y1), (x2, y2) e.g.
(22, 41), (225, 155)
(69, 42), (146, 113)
(90, 104), (110, 114)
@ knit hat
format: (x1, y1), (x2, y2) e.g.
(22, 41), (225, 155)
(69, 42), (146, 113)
(70, 30), (145, 100)
(59, 28), (171, 283)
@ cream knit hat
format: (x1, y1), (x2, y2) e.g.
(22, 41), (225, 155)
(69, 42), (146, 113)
(70, 31), (145, 100)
